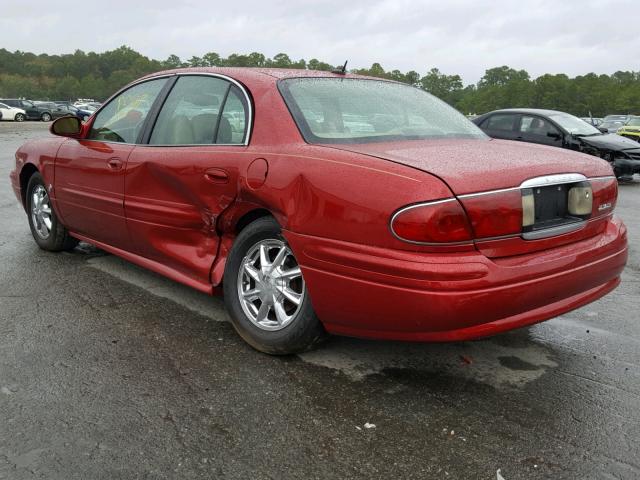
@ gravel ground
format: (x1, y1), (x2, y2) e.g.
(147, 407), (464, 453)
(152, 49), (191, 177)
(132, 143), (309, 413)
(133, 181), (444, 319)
(0, 121), (639, 479)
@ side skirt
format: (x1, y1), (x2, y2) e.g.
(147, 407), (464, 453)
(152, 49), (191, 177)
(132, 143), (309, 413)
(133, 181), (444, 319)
(69, 231), (216, 295)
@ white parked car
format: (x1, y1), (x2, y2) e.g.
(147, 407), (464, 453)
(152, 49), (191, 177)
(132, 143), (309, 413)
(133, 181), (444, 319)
(0, 102), (27, 122)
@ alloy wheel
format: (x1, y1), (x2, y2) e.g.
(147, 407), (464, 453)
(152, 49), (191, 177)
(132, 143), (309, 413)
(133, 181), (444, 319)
(31, 184), (52, 239)
(237, 239), (305, 331)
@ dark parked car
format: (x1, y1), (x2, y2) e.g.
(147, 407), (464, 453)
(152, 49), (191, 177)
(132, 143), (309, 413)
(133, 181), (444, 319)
(53, 102), (94, 122)
(599, 120), (625, 134)
(34, 102), (77, 120)
(473, 108), (640, 178)
(0, 99), (56, 121)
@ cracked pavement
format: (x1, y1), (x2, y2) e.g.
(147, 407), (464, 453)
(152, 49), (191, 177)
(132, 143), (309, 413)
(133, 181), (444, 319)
(0, 122), (639, 479)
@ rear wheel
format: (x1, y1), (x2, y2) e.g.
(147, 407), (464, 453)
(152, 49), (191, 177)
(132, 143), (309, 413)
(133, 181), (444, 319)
(14, 113), (25, 122)
(223, 217), (327, 354)
(41, 112), (52, 122)
(26, 173), (78, 251)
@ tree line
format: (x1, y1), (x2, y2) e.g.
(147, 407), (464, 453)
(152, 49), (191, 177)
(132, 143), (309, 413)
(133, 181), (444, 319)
(0, 46), (638, 116)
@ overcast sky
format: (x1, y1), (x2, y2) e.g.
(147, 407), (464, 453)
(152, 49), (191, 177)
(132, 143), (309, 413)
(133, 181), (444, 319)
(2, 0), (638, 83)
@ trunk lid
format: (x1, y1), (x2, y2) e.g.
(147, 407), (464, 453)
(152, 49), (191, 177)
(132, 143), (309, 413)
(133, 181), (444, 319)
(323, 138), (613, 195)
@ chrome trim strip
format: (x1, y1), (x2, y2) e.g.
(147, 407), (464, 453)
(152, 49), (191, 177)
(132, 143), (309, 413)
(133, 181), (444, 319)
(522, 221), (585, 240)
(458, 173), (597, 199)
(589, 175), (617, 182)
(519, 173), (587, 189)
(82, 71), (253, 147)
(389, 198), (474, 246)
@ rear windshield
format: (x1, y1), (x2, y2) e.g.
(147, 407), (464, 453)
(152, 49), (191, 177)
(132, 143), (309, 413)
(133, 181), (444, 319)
(279, 78), (486, 144)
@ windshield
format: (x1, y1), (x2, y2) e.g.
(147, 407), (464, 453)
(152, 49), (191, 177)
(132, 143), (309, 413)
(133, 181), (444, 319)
(626, 117), (640, 127)
(279, 78), (486, 144)
(547, 112), (601, 136)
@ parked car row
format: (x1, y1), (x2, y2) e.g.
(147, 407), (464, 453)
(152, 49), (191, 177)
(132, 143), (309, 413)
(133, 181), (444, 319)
(473, 108), (640, 178)
(0, 99), (101, 122)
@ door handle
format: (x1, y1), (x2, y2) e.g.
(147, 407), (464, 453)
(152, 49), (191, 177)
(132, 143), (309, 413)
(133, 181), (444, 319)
(204, 168), (229, 184)
(107, 158), (123, 170)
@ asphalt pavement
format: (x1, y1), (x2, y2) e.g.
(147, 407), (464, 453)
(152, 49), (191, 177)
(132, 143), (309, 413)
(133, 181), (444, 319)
(0, 122), (639, 479)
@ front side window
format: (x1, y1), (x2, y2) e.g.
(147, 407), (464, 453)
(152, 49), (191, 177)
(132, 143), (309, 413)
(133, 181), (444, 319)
(519, 116), (560, 137)
(279, 78), (485, 144)
(88, 78), (167, 143)
(149, 76), (248, 145)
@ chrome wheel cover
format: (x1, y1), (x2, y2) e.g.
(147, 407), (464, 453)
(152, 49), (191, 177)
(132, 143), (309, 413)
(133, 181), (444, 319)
(31, 184), (52, 239)
(237, 239), (305, 331)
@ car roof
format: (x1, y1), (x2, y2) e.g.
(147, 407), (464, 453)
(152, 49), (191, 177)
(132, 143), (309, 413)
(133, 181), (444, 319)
(139, 67), (390, 85)
(482, 108), (570, 116)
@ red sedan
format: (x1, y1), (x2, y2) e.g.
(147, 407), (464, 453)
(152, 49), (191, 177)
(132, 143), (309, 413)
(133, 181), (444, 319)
(9, 68), (627, 354)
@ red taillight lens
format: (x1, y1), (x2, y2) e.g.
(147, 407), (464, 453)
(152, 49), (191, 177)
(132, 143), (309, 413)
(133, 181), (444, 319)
(591, 177), (617, 217)
(459, 190), (523, 239)
(391, 199), (473, 244)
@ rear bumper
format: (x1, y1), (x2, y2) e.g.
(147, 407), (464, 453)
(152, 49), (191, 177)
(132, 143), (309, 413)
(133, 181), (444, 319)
(284, 216), (627, 341)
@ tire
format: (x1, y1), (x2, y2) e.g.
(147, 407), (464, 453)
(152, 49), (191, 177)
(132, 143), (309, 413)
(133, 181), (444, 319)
(26, 172), (78, 252)
(223, 216), (327, 354)
(41, 112), (52, 122)
(14, 113), (25, 122)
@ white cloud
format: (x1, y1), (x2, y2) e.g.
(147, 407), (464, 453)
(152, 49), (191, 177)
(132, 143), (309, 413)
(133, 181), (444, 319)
(0, 0), (637, 83)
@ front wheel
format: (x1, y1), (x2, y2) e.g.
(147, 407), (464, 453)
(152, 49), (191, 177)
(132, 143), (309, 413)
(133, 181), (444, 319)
(41, 112), (52, 122)
(14, 113), (25, 122)
(26, 173), (78, 251)
(223, 217), (327, 354)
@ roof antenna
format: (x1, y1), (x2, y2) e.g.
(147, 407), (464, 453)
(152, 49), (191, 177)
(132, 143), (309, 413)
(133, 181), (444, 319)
(332, 60), (348, 75)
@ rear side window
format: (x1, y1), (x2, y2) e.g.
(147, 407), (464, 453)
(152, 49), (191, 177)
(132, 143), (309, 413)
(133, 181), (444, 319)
(149, 76), (248, 145)
(88, 78), (167, 144)
(483, 114), (517, 131)
(218, 86), (249, 144)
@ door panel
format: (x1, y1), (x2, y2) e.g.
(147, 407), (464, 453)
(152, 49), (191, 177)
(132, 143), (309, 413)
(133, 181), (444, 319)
(53, 77), (169, 249)
(124, 146), (243, 282)
(54, 139), (134, 249)
(518, 115), (564, 147)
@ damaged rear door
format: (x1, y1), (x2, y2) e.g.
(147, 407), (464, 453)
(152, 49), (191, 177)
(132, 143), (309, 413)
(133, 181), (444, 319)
(123, 74), (251, 284)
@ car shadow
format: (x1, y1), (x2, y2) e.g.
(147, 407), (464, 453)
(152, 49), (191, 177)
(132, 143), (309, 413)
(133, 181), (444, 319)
(71, 241), (560, 391)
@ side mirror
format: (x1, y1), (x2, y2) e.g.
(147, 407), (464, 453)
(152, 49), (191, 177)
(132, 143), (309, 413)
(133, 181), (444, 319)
(599, 127), (609, 133)
(50, 115), (82, 138)
(547, 131), (562, 140)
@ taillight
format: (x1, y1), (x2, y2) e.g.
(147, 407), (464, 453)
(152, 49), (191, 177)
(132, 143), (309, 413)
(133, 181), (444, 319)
(591, 177), (617, 217)
(390, 199), (473, 244)
(459, 190), (523, 239)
